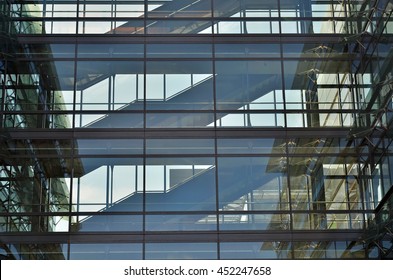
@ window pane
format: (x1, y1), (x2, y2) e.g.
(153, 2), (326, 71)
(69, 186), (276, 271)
(218, 157), (289, 211)
(145, 243), (217, 260)
(145, 157), (216, 211)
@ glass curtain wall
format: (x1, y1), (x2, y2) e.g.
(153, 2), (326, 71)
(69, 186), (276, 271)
(1, 0), (393, 259)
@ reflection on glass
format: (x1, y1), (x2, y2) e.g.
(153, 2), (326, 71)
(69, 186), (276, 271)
(77, 44), (143, 58)
(215, 43), (280, 58)
(75, 215), (143, 232)
(215, 60), (282, 110)
(147, 44), (212, 58)
(9, 243), (68, 260)
(213, 0), (279, 18)
(216, 112), (285, 127)
(146, 61), (213, 110)
(2, 0), (391, 261)
(220, 214), (290, 230)
(146, 113), (215, 128)
(146, 214), (217, 231)
(146, 20), (212, 34)
(214, 20), (280, 34)
(72, 159), (144, 212)
(220, 241), (291, 259)
(217, 138), (282, 154)
(76, 139), (143, 155)
(70, 243), (142, 260)
(145, 157), (216, 211)
(145, 243), (217, 260)
(147, 139), (214, 155)
(218, 157), (289, 211)
(148, 0), (212, 18)
(76, 113), (144, 128)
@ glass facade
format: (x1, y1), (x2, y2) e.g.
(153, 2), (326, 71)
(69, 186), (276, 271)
(1, 0), (393, 259)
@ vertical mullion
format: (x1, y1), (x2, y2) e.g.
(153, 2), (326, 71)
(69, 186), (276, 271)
(142, 0), (148, 261)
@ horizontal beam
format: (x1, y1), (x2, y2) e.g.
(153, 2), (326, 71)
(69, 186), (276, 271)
(2, 127), (355, 140)
(0, 230), (364, 243)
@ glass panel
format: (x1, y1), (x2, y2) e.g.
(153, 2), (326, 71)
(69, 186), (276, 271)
(77, 44), (143, 58)
(113, 74), (144, 110)
(292, 214), (311, 230)
(109, 20), (145, 34)
(44, 61), (74, 92)
(76, 139), (143, 155)
(215, 60), (282, 110)
(215, 43), (279, 58)
(213, 0), (279, 17)
(73, 215), (143, 232)
(46, 2), (78, 18)
(146, 113), (215, 128)
(216, 112), (285, 127)
(12, 44), (75, 59)
(2, 113), (73, 129)
(76, 113), (144, 128)
(146, 61), (213, 110)
(146, 139), (214, 155)
(46, 20), (77, 34)
(282, 43), (348, 58)
(288, 156), (359, 213)
(283, 61), (353, 128)
(326, 214), (350, 229)
(148, 0), (212, 18)
(76, 60), (143, 90)
(6, 243), (68, 260)
(292, 241), (334, 259)
(217, 138), (284, 155)
(70, 243), (142, 260)
(147, 44), (212, 58)
(76, 20), (144, 34)
(115, 1), (145, 18)
(1, 139), (73, 157)
(145, 243), (217, 260)
(146, 20), (212, 34)
(1, 215), (70, 233)
(286, 137), (357, 155)
(146, 214), (217, 231)
(78, 3), (112, 18)
(145, 157), (216, 211)
(214, 20), (280, 34)
(220, 241), (291, 259)
(219, 214), (291, 230)
(72, 158), (144, 212)
(218, 157), (289, 211)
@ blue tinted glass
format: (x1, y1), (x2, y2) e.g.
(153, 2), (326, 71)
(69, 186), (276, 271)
(218, 157), (289, 210)
(217, 138), (282, 154)
(146, 113), (215, 128)
(145, 157), (216, 211)
(147, 44), (212, 58)
(215, 43), (279, 58)
(215, 61), (282, 110)
(146, 214), (217, 231)
(77, 139), (143, 155)
(70, 243), (142, 260)
(148, 0), (212, 18)
(146, 243), (217, 259)
(77, 215), (143, 232)
(78, 44), (143, 58)
(220, 242), (291, 259)
(146, 139), (214, 155)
